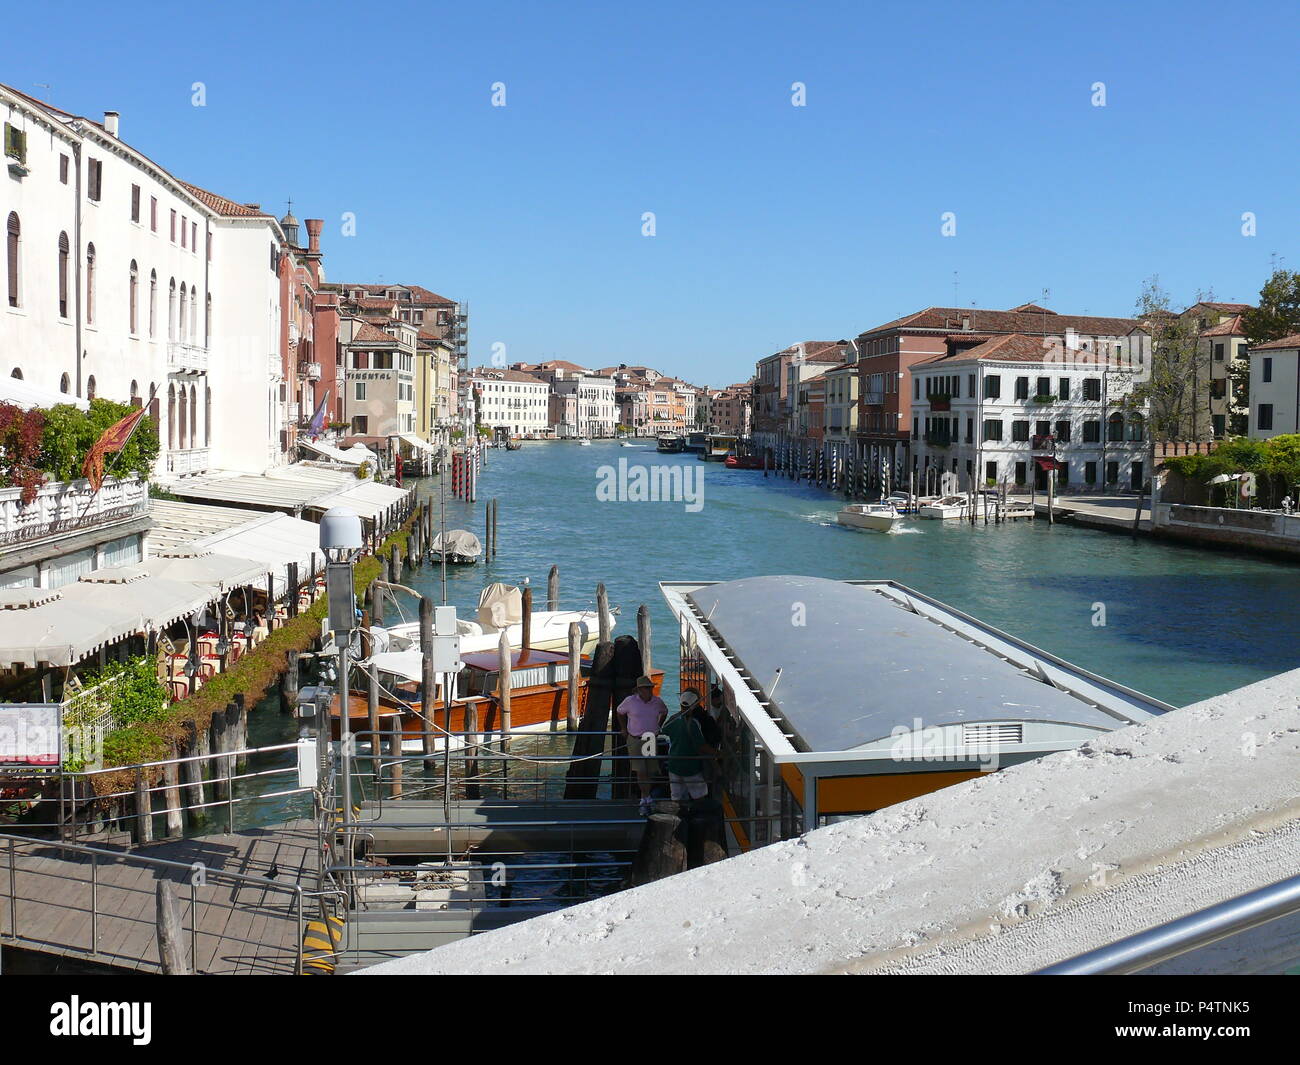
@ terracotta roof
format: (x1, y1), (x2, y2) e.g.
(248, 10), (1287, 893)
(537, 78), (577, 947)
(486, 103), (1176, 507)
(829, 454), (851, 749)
(177, 181), (273, 219)
(916, 332), (1126, 366)
(345, 296), (398, 310)
(1192, 302), (1253, 313)
(1202, 315), (1245, 337)
(350, 322), (402, 345)
(1007, 303), (1057, 314)
(533, 360), (590, 373)
(1252, 333), (1300, 351)
(470, 368), (549, 385)
(858, 306), (1137, 339)
(341, 284), (456, 306)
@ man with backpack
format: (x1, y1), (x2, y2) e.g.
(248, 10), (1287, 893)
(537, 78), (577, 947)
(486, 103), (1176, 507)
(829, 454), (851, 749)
(660, 688), (718, 803)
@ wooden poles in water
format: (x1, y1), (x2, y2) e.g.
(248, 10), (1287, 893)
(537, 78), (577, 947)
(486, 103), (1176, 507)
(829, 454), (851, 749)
(637, 604), (651, 675)
(596, 583), (611, 645)
(566, 621), (581, 731)
(547, 565), (559, 611)
(419, 598), (437, 769)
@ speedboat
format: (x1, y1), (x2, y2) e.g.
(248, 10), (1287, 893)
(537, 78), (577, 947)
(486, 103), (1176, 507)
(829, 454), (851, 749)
(919, 493), (971, 520)
(576, 437), (592, 446)
(724, 452), (763, 470)
(837, 502), (905, 533)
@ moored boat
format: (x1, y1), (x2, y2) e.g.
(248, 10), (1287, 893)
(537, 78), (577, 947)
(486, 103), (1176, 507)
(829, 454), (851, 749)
(724, 452), (763, 470)
(919, 493), (972, 520)
(430, 529), (483, 563)
(702, 433), (737, 461)
(656, 433), (685, 453)
(837, 502), (905, 532)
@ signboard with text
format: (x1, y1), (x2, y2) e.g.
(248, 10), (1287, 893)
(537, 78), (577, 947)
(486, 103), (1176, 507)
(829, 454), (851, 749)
(0, 703), (61, 772)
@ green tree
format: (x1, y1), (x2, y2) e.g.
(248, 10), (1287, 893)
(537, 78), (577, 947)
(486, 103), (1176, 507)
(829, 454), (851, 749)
(40, 399), (159, 483)
(1241, 269), (1300, 346)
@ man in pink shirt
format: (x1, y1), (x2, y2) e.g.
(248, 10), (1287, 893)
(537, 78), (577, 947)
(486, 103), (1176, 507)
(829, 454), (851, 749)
(615, 676), (668, 814)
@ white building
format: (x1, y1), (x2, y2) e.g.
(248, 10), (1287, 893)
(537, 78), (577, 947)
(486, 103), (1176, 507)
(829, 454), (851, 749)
(470, 368), (549, 437)
(1248, 334), (1300, 438)
(0, 86), (287, 480)
(911, 333), (1149, 493)
(552, 373), (617, 437)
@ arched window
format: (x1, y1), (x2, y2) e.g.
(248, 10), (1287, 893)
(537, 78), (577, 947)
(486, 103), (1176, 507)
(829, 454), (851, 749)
(59, 373), (70, 394)
(188, 285), (197, 343)
(189, 383), (197, 444)
(1127, 414), (1145, 442)
(7, 212), (21, 308)
(85, 243), (96, 324)
(57, 233), (69, 317)
(167, 383), (176, 449)
(9, 368), (22, 379)
(149, 270), (157, 338)
(129, 261), (139, 334)
(87, 375), (97, 400)
(1107, 412), (1125, 443)
(168, 278), (176, 340)
(130, 379), (139, 407)
(178, 282), (187, 341)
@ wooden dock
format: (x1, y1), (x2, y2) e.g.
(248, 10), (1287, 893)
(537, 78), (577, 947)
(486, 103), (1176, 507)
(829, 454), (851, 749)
(0, 820), (321, 974)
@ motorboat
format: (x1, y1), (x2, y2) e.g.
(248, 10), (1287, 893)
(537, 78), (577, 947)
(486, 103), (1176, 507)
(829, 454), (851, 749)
(430, 529), (483, 564)
(702, 434), (737, 461)
(724, 452), (763, 470)
(576, 437), (592, 446)
(919, 493), (972, 520)
(837, 502), (906, 532)
(656, 433), (685, 453)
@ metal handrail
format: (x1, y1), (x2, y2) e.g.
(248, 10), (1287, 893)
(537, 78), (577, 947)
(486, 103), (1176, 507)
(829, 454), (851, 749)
(0, 830), (321, 974)
(1037, 871), (1300, 975)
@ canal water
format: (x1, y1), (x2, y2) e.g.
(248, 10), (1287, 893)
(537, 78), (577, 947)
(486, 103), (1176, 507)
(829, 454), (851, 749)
(406, 439), (1299, 709)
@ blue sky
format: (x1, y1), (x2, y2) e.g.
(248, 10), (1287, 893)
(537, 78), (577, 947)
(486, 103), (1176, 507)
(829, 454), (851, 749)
(9, 0), (1299, 384)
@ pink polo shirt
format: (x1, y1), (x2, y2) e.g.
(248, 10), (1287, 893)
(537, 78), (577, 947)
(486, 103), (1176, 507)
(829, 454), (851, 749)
(616, 693), (667, 740)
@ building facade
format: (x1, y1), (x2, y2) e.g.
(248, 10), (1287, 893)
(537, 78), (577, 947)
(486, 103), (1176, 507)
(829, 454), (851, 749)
(1248, 334), (1300, 439)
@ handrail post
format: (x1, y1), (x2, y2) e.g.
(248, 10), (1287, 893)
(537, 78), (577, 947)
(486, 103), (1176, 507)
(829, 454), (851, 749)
(90, 853), (98, 957)
(189, 878), (198, 972)
(6, 838), (15, 943)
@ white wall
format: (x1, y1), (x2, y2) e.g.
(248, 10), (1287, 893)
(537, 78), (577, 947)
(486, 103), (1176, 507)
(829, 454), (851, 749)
(1249, 348), (1299, 438)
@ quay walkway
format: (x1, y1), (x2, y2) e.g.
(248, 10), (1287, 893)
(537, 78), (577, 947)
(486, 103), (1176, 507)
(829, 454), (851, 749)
(1009, 493), (1151, 532)
(1, 820), (323, 974)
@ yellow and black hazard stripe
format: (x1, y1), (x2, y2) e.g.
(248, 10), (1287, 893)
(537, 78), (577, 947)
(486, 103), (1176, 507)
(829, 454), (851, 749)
(301, 913), (344, 975)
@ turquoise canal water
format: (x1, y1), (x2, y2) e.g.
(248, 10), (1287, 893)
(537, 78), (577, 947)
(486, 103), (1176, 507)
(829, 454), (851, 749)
(404, 439), (1299, 709)
(230, 438), (1299, 831)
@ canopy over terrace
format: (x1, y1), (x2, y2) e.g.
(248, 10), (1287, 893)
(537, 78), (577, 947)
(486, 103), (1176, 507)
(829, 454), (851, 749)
(0, 567), (221, 670)
(661, 575), (1173, 837)
(298, 438), (377, 467)
(166, 465), (409, 533)
(149, 499), (331, 600)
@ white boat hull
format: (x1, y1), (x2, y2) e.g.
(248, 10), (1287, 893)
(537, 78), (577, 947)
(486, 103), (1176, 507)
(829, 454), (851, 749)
(837, 506), (905, 533)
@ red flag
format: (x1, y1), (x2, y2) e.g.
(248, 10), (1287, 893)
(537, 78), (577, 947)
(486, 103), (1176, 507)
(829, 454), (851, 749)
(82, 407), (148, 491)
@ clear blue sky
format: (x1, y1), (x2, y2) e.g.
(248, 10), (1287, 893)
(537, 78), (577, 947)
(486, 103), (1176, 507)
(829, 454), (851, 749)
(9, 0), (1299, 385)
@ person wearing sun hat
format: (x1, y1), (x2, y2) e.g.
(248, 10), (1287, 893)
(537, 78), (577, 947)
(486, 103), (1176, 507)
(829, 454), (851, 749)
(660, 687), (717, 804)
(615, 675), (669, 814)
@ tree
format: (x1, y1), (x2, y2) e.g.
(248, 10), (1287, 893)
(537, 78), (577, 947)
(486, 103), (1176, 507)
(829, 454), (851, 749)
(1126, 279), (1212, 531)
(0, 402), (48, 503)
(1241, 269), (1300, 347)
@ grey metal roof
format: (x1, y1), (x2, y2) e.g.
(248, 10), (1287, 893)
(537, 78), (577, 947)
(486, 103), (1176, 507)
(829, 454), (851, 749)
(685, 575), (1131, 752)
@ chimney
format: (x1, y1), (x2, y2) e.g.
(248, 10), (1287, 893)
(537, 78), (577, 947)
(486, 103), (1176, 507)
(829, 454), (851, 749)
(306, 218), (323, 252)
(961, 313), (972, 331)
(103, 111), (119, 138)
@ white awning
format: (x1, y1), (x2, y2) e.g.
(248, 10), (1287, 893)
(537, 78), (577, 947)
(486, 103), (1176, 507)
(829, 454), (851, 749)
(0, 377), (90, 412)
(190, 511), (327, 599)
(399, 434), (438, 455)
(300, 438), (366, 466)
(321, 480), (410, 521)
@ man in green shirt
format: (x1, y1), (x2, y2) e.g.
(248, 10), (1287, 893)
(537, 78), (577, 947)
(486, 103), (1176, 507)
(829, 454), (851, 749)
(660, 689), (717, 802)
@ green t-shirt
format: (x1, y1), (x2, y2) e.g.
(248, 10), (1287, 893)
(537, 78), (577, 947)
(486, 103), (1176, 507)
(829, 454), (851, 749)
(661, 712), (707, 776)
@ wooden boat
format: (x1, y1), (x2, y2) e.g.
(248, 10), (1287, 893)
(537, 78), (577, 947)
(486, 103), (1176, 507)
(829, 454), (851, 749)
(837, 502), (905, 533)
(332, 649), (666, 745)
(724, 452), (763, 470)
(656, 433), (685, 453)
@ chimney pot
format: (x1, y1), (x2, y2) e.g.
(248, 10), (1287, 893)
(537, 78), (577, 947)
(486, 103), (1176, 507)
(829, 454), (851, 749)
(103, 111), (119, 137)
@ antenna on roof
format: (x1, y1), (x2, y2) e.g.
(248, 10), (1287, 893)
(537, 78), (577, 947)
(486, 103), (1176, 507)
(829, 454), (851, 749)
(952, 270), (959, 307)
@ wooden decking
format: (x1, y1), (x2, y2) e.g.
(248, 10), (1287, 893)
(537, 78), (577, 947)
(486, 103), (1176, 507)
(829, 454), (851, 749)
(0, 820), (321, 974)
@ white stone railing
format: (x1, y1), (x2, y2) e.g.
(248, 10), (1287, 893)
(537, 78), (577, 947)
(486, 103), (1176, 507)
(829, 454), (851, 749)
(0, 475), (147, 548)
(165, 448), (210, 476)
(166, 341), (209, 373)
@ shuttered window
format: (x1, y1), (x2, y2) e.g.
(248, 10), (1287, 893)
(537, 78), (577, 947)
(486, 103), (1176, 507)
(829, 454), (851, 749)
(85, 243), (96, 324)
(150, 196), (158, 231)
(59, 154), (69, 184)
(87, 158), (102, 201)
(6, 212), (19, 307)
(131, 184), (141, 222)
(57, 232), (69, 317)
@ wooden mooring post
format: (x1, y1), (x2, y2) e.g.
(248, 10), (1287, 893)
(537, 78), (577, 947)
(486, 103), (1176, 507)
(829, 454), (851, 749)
(596, 583), (611, 644)
(420, 598), (438, 770)
(565, 621), (581, 731)
(498, 630), (512, 798)
(163, 746), (184, 837)
(636, 604), (651, 675)
(281, 651), (300, 714)
(182, 722), (207, 824)
(548, 564), (559, 611)
(155, 881), (192, 975)
(133, 768), (153, 844)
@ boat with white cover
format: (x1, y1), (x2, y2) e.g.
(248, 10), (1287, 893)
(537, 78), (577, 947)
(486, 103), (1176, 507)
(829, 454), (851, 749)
(836, 502), (905, 533)
(919, 494), (972, 520)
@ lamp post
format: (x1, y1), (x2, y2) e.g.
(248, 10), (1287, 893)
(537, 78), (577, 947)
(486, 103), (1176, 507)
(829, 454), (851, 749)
(319, 506), (363, 885)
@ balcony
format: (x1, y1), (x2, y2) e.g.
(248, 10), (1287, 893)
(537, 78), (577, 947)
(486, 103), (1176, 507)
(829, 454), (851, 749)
(0, 475), (148, 549)
(268, 353), (283, 381)
(166, 448), (210, 476)
(166, 342), (209, 374)
(298, 360), (322, 381)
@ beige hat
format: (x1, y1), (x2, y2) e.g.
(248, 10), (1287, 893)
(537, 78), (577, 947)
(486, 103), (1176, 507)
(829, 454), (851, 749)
(680, 690), (701, 710)
(635, 675), (653, 688)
